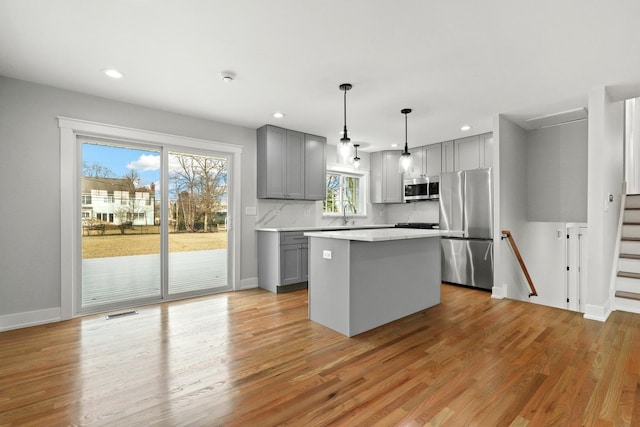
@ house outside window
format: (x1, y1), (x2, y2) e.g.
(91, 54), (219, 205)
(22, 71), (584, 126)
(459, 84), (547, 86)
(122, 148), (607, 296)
(323, 171), (365, 216)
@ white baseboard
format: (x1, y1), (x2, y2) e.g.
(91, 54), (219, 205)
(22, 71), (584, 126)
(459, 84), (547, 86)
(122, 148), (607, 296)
(239, 277), (259, 290)
(613, 297), (640, 315)
(583, 300), (611, 322)
(491, 285), (505, 299)
(0, 307), (62, 332)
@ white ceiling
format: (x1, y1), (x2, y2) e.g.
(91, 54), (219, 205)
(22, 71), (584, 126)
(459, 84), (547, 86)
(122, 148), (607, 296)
(2, 0), (640, 151)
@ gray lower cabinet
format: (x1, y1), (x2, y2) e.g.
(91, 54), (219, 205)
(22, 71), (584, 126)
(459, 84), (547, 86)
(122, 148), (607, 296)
(258, 231), (309, 293)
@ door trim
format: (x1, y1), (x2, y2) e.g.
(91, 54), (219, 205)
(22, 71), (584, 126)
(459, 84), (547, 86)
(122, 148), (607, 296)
(58, 117), (243, 319)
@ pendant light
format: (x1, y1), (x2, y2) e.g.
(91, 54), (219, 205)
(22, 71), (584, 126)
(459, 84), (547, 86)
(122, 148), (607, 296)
(399, 108), (413, 174)
(338, 83), (354, 161)
(353, 144), (361, 168)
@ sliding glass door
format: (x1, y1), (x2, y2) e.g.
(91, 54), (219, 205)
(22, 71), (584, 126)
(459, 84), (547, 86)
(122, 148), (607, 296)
(79, 139), (230, 312)
(167, 151), (228, 295)
(81, 141), (161, 309)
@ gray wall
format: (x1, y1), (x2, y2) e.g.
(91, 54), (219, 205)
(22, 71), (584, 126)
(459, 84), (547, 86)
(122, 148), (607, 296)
(496, 116), (586, 308)
(585, 86), (624, 318)
(496, 115), (530, 299)
(526, 120), (588, 222)
(0, 76), (258, 317)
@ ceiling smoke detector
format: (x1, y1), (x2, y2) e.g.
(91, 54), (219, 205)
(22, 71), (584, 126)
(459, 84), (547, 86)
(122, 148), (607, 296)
(220, 71), (235, 83)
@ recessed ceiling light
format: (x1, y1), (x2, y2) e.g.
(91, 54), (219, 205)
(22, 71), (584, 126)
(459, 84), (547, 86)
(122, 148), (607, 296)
(461, 125), (472, 132)
(273, 112), (285, 119)
(103, 69), (123, 79)
(391, 143), (399, 148)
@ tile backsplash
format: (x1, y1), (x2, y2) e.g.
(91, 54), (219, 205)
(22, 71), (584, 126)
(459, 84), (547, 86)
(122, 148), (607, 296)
(253, 198), (439, 229)
(386, 200), (440, 224)
(255, 199), (388, 228)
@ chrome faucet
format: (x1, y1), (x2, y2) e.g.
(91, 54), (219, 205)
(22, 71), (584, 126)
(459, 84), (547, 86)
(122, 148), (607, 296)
(343, 200), (356, 225)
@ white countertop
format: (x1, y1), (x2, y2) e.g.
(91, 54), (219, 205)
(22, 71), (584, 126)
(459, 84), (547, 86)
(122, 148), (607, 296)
(255, 224), (395, 232)
(304, 228), (462, 242)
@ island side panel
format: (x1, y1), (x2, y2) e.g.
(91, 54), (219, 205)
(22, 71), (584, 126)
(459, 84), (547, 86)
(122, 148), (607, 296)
(349, 237), (441, 336)
(257, 231), (280, 293)
(308, 237), (351, 336)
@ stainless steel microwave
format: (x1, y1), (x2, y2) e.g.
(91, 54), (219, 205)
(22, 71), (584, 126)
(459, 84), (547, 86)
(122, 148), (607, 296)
(403, 176), (439, 201)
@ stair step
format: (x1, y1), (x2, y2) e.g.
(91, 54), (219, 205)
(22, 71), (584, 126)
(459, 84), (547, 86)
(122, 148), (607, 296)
(617, 271), (640, 279)
(621, 253), (640, 260)
(618, 258), (640, 273)
(620, 240), (640, 254)
(616, 276), (640, 293)
(624, 210), (640, 223)
(626, 195), (640, 209)
(615, 290), (640, 301)
(622, 224), (640, 238)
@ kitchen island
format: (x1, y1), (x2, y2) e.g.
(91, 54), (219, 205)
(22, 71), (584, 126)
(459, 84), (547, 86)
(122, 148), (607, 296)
(304, 228), (459, 337)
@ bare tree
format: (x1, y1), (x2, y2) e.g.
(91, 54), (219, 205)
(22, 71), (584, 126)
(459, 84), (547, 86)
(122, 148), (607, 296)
(82, 161), (114, 178)
(172, 156), (199, 231)
(170, 154), (227, 232)
(195, 156), (227, 232)
(123, 169), (140, 192)
(112, 196), (145, 235)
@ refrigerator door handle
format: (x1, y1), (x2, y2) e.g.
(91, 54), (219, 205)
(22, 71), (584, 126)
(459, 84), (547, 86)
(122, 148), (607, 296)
(462, 172), (468, 237)
(484, 241), (493, 261)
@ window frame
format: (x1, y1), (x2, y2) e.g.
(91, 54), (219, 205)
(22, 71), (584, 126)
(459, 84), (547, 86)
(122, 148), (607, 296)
(322, 167), (367, 217)
(58, 117), (243, 320)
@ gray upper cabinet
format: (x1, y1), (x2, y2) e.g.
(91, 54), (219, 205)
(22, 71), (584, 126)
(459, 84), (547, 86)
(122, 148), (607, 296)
(371, 150), (403, 203)
(481, 133), (493, 168)
(442, 140), (455, 173)
(454, 135), (481, 171)
(257, 125), (326, 200)
(285, 129), (305, 199)
(454, 133), (493, 171)
(404, 146), (425, 179)
(304, 133), (327, 200)
(424, 143), (442, 176)
(404, 143), (442, 179)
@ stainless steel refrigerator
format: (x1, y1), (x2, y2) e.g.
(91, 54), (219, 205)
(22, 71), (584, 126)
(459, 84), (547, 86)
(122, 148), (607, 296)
(439, 168), (494, 290)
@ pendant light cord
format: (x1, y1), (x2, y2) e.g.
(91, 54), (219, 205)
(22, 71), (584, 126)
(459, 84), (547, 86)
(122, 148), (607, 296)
(403, 110), (409, 154)
(343, 87), (348, 139)
(405, 113), (408, 152)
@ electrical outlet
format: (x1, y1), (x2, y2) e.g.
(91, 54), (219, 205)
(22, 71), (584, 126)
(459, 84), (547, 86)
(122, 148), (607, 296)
(323, 250), (332, 259)
(303, 208), (310, 216)
(273, 209), (280, 216)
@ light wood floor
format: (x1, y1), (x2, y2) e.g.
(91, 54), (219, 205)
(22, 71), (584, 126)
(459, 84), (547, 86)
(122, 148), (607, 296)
(1, 285), (640, 426)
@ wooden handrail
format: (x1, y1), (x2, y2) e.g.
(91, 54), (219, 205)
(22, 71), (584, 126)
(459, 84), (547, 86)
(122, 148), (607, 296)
(501, 230), (538, 297)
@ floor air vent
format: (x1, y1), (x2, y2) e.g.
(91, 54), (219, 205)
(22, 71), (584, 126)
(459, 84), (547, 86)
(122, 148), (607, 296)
(106, 310), (138, 320)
